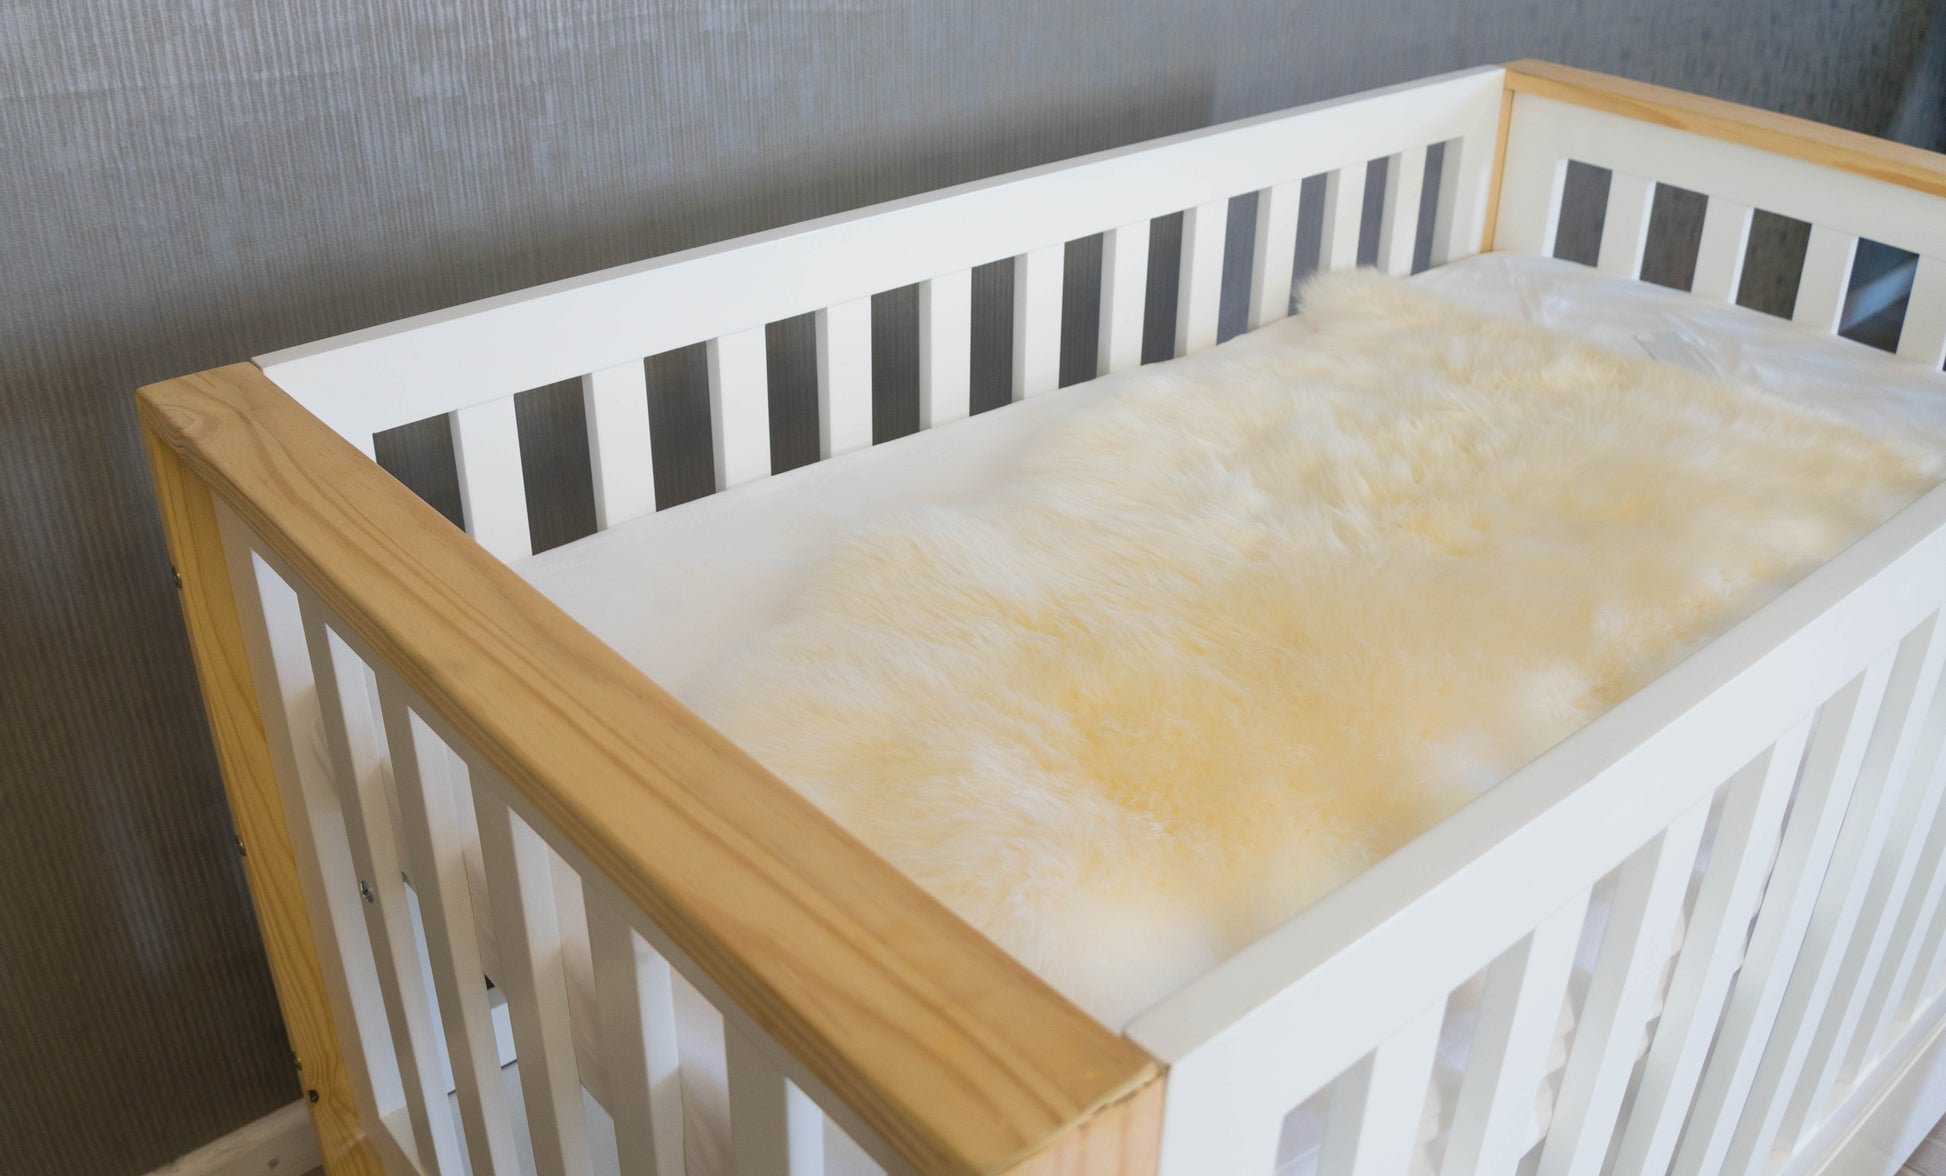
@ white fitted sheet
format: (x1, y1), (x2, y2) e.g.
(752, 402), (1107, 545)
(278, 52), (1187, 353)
(443, 253), (1946, 1176)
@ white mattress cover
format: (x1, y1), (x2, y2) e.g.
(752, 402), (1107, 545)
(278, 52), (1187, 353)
(496, 253), (1946, 1175)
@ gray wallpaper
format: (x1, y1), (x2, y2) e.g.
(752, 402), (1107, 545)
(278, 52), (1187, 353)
(1, 2), (1932, 1173)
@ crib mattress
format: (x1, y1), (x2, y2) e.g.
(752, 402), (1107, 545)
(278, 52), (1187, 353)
(501, 253), (1946, 1176)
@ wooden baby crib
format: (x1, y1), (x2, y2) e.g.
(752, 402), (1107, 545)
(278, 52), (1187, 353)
(141, 61), (1946, 1175)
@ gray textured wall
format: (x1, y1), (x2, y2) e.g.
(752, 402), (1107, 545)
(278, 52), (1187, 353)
(1, 2), (1932, 1173)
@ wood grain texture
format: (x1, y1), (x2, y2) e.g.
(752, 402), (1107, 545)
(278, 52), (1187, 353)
(1504, 59), (1946, 198)
(137, 363), (1160, 1176)
(1000, 1075), (1163, 1176)
(138, 426), (381, 1176)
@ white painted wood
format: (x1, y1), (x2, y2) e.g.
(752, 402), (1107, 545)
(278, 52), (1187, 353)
(1175, 200), (1226, 356)
(1607, 721), (1812, 1176)
(816, 297), (873, 459)
(450, 397), (532, 562)
(1771, 618), (1946, 1156)
(1773, 985), (1946, 1176)
(581, 361), (656, 530)
(210, 512), (396, 1144)
(1794, 225), (1860, 334)
(143, 1099), (321, 1176)
(918, 270), (971, 428)
(1690, 198), (1754, 302)
(377, 680), (520, 1176)
(1098, 220), (1152, 374)
(1440, 894), (1588, 1176)
(1013, 244), (1063, 398)
(1670, 650), (1899, 1176)
(1537, 800), (1709, 1176)
(1377, 147), (1427, 276)
(1318, 1003), (1443, 1176)
(300, 597), (464, 1176)
(1319, 164), (1367, 273)
(1494, 94), (1946, 272)
(1429, 134), (1492, 267)
(1901, 256), (1946, 370)
(588, 895), (685, 1176)
(258, 68), (1505, 441)
(473, 784), (591, 1176)
(707, 326), (771, 490)
(1249, 182), (1302, 329)
(727, 1021), (825, 1176)
(1137, 484), (1946, 1176)
(1595, 172), (1656, 278)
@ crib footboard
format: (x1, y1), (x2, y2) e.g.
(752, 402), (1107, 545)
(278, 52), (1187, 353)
(139, 364), (1161, 1176)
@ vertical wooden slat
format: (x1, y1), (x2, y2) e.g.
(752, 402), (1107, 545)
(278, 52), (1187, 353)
(450, 398), (532, 561)
(1319, 164), (1367, 272)
(589, 895), (685, 1176)
(1440, 892), (1590, 1175)
(1762, 619), (1946, 1156)
(474, 784), (591, 1176)
(1013, 244), (1063, 399)
(816, 297), (874, 459)
(1792, 225), (1859, 333)
(1595, 173), (1656, 278)
(377, 680), (520, 1176)
(1248, 182), (1302, 329)
(1537, 803), (1709, 1176)
(1174, 200), (1226, 356)
(1318, 1003), (1443, 1176)
(918, 270), (972, 428)
(1428, 136), (1473, 267)
(581, 361), (656, 530)
(1670, 652), (1898, 1176)
(302, 599), (465, 1176)
(1608, 722), (1811, 1176)
(1377, 148), (1426, 276)
(727, 1021), (825, 1176)
(1097, 221), (1151, 375)
(707, 326), (772, 490)
(140, 429), (385, 1176)
(1690, 199), (1754, 302)
(1899, 256), (1946, 370)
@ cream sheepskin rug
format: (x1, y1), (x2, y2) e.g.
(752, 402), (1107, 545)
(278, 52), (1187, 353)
(689, 270), (1938, 1029)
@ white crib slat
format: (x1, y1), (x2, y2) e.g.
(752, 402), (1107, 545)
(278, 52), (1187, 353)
(1428, 136), (1474, 267)
(581, 361), (656, 529)
(1318, 1003), (1443, 1176)
(301, 600), (465, 1176)
(1538, 801), (1709, 1176)
(816, 297), (873, 459)
(726, 1022), (824, 1176)
(1440, 892), (1589, 1176)
(450, 397), (532, 561)
(1098, 220), (1151, 375)
(1670, 652), (1898, 1176)
(1608, 722), (1810, 1176)
(1595, 173), (1656, 279)
(589, 896), (685, 1176)
(1377, 148), (1426, 277)
(1249, 182), (1302, 329)
(1320, 164), (1367, 273)
(1899, 256), (1946, 370)
(918, 269), (972, 428)
(1690, 199), (1754, 303)
(1175, 200), (1226, 356)
(1013, 244), (1063, 399)
(474, 785), (591, 1176)
(1853, 700), (1946, 1074)
(707, 326), (772, 490)
(1767, 618), (1946, 1154)
(377, 679), (521, 1176)
(1792, 225), (1859, 333)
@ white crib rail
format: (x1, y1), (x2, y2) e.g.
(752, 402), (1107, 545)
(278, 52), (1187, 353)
(1128, 480), (1946, 1175)
(255, 67), (1503, 556)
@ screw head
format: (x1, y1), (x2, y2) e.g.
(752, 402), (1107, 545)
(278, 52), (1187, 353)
(358, 880), (375, 903)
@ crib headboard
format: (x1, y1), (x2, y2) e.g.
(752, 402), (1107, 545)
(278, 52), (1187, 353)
(254, 65), (1506, 561)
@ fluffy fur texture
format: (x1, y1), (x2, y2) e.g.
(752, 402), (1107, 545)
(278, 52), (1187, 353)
(688, 270), (1938, 1029)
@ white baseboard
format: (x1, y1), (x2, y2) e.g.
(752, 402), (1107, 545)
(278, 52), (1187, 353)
(146, 1100), (320, 1176)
